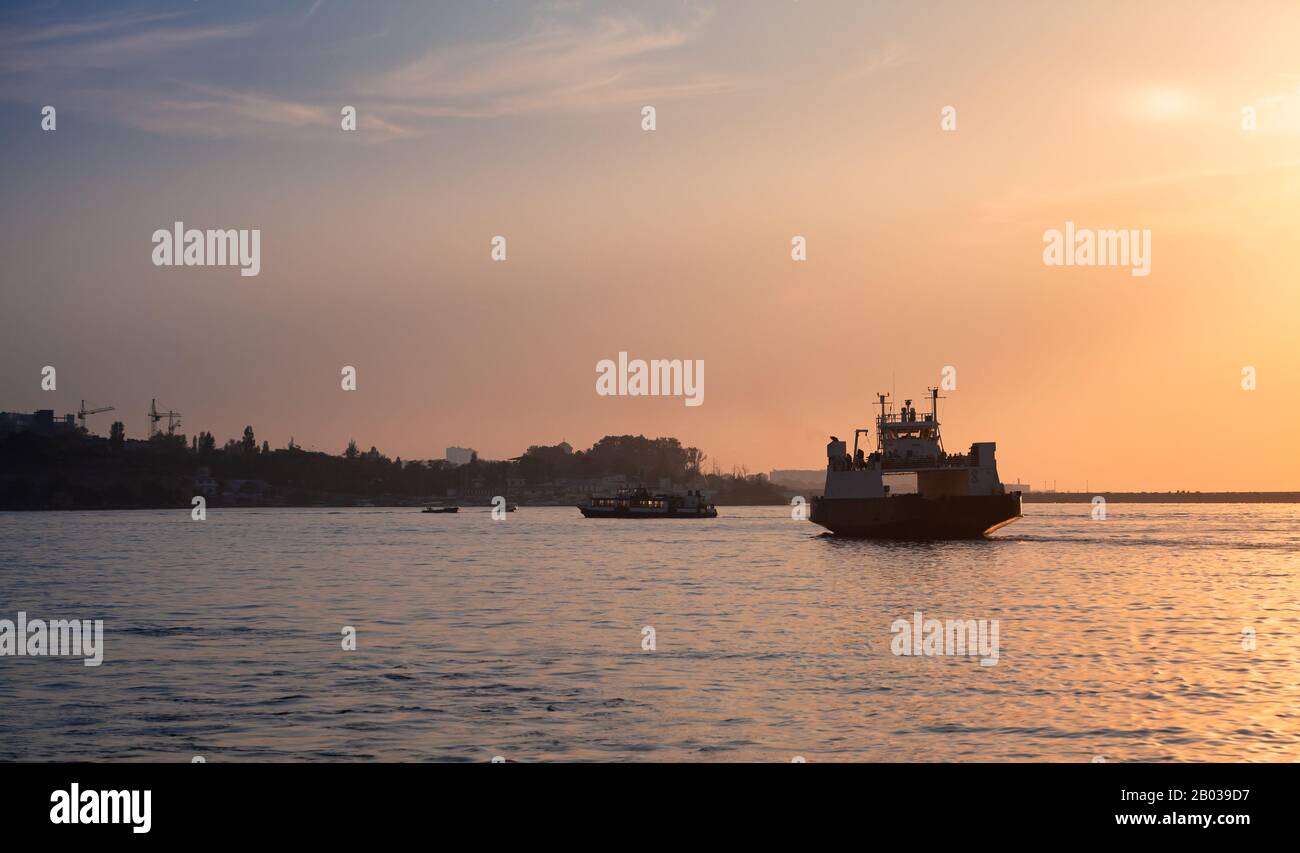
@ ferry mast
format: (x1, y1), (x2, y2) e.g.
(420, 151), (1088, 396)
(926, 386), (946, 456)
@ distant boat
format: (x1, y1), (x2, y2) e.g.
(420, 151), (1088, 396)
(578, 487), (717, 519)
(422, 506), (459, 514)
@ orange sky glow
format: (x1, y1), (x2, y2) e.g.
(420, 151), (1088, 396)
(2, 1), (1298, 490)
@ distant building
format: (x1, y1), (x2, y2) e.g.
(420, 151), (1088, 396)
(0, 409), (77, 436)
(193, 468), (218, 497)
(222, 479), (272, 505)
(446, 446), (477, 466)
(768, 469), (825, 490)
(557, 440), (573, 455)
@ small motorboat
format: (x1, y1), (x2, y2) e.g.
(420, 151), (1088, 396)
(421, 506), (459, 514)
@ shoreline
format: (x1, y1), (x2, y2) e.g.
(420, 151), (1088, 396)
(5, 492), (1300, 512)
(1019, 492), (1300, 504)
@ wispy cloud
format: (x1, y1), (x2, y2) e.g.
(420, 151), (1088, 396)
(832, 43), (908, 84)
(58, 82), (411, 141)
(357, 9), (734, 119)
(0, 6), (356, 139)
(0, 4), (731, 139)
(0, 10), (254, 74)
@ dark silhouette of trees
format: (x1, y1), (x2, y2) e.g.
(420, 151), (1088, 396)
(0, 428), (785, 509)
(516, 435), (705, 485)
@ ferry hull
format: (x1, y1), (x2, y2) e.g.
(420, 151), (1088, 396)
(810, 493), (1021, 539)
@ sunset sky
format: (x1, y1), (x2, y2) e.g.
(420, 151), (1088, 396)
(2, 0), (1298, 490)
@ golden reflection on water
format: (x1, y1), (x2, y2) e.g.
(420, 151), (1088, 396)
(1, 503), (1297, 761)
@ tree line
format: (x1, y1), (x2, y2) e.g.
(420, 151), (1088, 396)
(0, 426), (786, 508)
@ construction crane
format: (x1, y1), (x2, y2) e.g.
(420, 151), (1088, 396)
(77, 400), (115, 432)
(147, 398), (182, 436)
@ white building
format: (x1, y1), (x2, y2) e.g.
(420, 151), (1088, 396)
(446, 446), (477, 466)
(768, 469), (825, 490)
(192, 467), (218, 497)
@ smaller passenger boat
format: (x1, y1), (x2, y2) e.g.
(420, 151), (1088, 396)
(578, 487), (717, 519)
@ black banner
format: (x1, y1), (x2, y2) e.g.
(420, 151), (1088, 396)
(0, 762), (1280, 839)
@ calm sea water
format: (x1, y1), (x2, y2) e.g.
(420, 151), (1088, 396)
(1, 504), (1298, 762)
